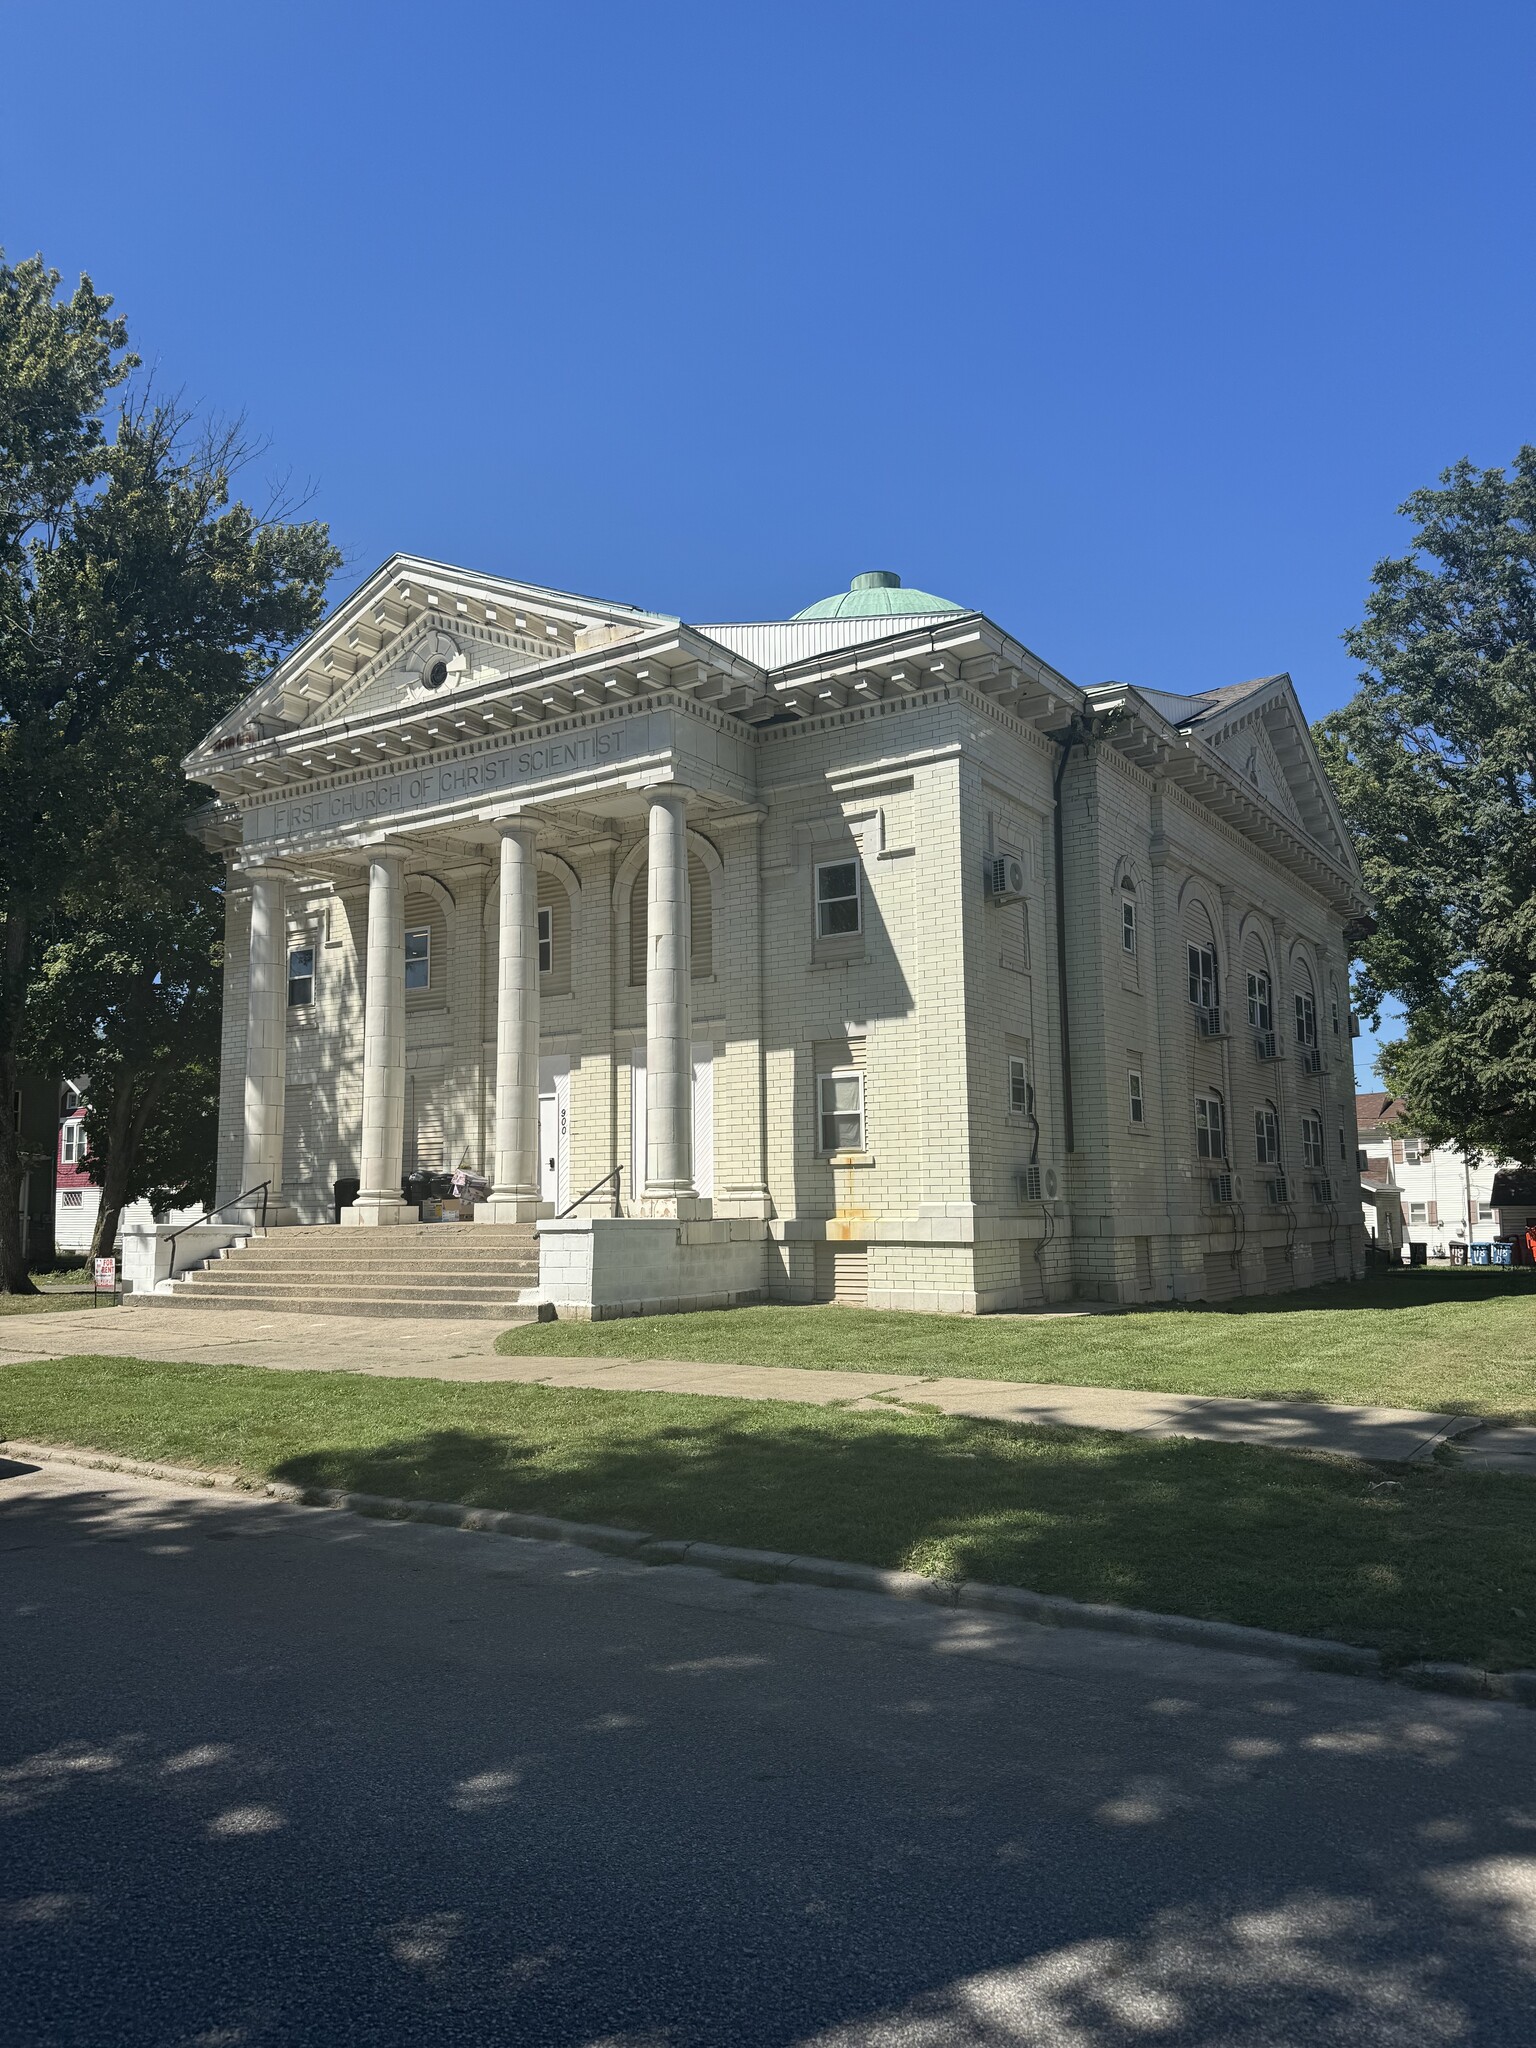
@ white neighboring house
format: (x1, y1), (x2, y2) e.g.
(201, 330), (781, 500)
(54, 1084), (203, 1256)
(1356, 1092), (1535, 1257)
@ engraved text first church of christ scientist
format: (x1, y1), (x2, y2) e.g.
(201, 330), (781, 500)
(185, 558), (1371, 1316)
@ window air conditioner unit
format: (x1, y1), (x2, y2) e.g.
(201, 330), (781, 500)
(1253, 1030), (1278, 1060)
(1208, 1172), (1234, 1205)
(1300, 1046), (1322, 1074)
(985, 854), (1028, 904)
(1309, 1177), (1334, 1205)
(1265, 1176), (1291, 1207)
(1196, 1006), (1225, 1039)
(1016, 1165), (1042, 1203)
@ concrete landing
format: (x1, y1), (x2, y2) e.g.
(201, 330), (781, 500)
(0, 1305), (1516, 1466)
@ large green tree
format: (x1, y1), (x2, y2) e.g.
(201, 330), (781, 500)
(0, 253), (339, 1289)
(1316, 449), (1536, 1166)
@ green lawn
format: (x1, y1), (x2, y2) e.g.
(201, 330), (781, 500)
(0, 1291), (105, 1316)
(3, 1354), (1533, 1670)
(496, 1271), (1536, 1419)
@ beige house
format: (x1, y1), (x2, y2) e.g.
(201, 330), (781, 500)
(167, 557), (1370, 1317)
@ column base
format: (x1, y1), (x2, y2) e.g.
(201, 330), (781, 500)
(233, 1200), (298, 1230)
(640, 1188), (705, 1220)
(341, 1195), (417, 1228)
(717, 1183), (773, 1221)
(477, 1194), (542, 1224)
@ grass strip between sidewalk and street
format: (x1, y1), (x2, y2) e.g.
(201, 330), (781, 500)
(3, 1355), (1534, 1671)
(494, 1272), (1536, 1419)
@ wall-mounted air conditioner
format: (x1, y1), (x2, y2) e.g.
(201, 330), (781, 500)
(985, 854), (1027, 904)
(1016, 1165), (1042, 1203)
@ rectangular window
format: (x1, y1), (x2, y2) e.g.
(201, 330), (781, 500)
(61, 1120), (87, 1166)
(1195, 1093), (1226, 1162)
(815, 861), (861, 938)
(1301, 1114), (1324, 1169)
(1008, 1056), (1033, 1119)
(287, 946), (315, 1008)
(1187, 944), (1217, 1011)
(62, 1188), (83, 1207)
(1121, 899), (1137, 954)
(1255, 1107), (1280, 1166)
(1409, 1201), (1427, 1225)
(1247, 971), (1272, 1032)
(1294, 990), (1317, 1047)
(1128, 1069), (1144, 1125)
(404, 927), (430, 992)
(818, 1069), (865, 1153)
(1478, 1201), (1495, 1223)
(1402, 1137), (1427, 1164)
(1331, 997), (1341, 1036)
(537, 905), (552, 974)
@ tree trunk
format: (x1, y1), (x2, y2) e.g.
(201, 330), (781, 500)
(0, 907), (39, 1294)
(89, 1069), (165, 1261)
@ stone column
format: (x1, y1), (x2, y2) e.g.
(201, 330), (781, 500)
(642, 788), (698, 1215)
(345, 847), (413, 1227)
(480, 820), (542, 1223)
(240, 867), (296, 1224)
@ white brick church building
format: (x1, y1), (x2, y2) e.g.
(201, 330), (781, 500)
(182, 557), (1369, 1315)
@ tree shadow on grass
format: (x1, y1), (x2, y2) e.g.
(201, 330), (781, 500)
(270, 1405), (1536, 1671)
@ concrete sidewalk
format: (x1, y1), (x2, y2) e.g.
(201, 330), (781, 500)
(4, 1301), (1523, 1466)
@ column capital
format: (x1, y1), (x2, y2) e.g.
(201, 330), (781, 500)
(642, 783), (693, 811)
(493, 816), (541, 849)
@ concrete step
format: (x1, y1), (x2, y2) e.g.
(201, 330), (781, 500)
(136, 1288), (544, 1323)
(259, 1225), (539, 1245)
(204, 1255), (539, 1279)
(182, 1273), (539, 1301)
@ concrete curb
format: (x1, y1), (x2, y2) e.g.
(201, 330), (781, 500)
(7, 1436), (1535, 1709)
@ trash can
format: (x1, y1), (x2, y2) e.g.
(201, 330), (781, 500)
(1408, 1240), (1428, 1266)
(333, 1177), (359, 1224)
(1490, 1239), (1514, 1267)
(1469, 1241), (1492, 1267)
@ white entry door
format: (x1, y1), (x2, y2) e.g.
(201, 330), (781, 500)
(630, 1044), (713, 1204)
(538, 1055), (570, 1211)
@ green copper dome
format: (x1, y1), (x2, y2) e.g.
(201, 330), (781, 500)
(793, 570), (967, 621)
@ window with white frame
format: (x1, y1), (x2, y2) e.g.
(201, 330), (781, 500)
(815, 860), (861, 939)
(62, 1188), (83, 1207)
(404, 927), (430, 992)
(537, 906), (552, 974)
(287, 946), (314, 1007)
(818, 1068), (865, 1153)
(1294, 989), (1317, 1047)
(1478, 1200), (1495, 1223)
(1255, 1105), (1280, 1166)
(1195, 1092), (1226, 1161)
(1247, 970), (1272, 1032)
(1121, 892), (1137, 954)
(1128, 1069), (1144, 1125)
(1402, 1136), (1428, 1164)
(1331, 995), (1341, 1036)
(1301, 1114), (1324, 1169)
(61, 1119), (87, 1166)
(1188, 943), (1218, 1011)
(1008, 1055), (1034, 1119)
(1409, 1200), (1427, 1224)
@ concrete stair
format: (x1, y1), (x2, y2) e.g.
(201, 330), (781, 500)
(135, 1223), (548, 1321)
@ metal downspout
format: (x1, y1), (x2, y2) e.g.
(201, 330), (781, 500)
(1051, 718), (1090, 1154)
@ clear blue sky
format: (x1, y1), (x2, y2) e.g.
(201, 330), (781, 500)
(7, 1), (1532, 1082)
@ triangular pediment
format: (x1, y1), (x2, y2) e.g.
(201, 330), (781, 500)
(196, 555), (675, 749)
(1185, 676), (1362, 880)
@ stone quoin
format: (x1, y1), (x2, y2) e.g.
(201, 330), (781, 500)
(181, 558), (1370, 1316)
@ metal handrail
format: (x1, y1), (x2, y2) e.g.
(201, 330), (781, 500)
(165, 1181), (270, 1280)
(556, 1165), (621, 1220)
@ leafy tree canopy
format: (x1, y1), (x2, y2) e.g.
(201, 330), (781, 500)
(1315, 449), (1536, 1166)
(0, 250), (339, 1286)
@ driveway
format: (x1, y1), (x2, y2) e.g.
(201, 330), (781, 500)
(3, 1456), (1534, 2046)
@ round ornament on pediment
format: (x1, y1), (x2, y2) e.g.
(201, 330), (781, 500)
(405, 630), (466, 700)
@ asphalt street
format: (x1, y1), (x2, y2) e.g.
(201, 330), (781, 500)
(3, 1456), (1534, 2047)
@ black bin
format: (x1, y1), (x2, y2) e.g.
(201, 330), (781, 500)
(1408, 1240), (1428, 1266)
(333, 1177), (360, 1225)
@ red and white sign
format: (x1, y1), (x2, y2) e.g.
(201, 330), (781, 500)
(93, 1257), (116, 1292)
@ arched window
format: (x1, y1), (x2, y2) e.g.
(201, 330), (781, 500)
(1255, 1102), (1281, 1166)
(1195, 1090), (1226, 1162)
(1120, 879), (1137, 956)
